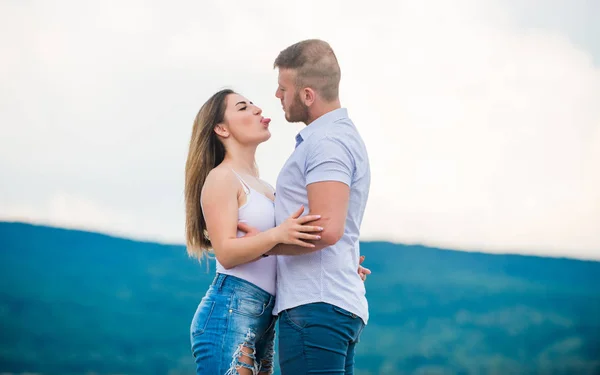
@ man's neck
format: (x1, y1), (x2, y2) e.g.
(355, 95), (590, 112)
(305, 99), (341, 125)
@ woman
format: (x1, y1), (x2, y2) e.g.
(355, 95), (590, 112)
(185, 89), (323, 374)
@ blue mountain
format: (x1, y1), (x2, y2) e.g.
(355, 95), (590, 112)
(1, 222), (599, 374)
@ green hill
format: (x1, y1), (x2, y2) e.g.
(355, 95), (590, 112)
(0, 222), (598, 374)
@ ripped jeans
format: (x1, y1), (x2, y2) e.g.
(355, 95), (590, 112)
(191, 273), (277, 375)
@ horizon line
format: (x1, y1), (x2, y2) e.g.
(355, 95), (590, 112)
(1, 219), (598, 263)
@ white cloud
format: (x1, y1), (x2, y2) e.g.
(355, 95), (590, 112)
(0, 191), (181, 244)
(0, 0), (599, 260)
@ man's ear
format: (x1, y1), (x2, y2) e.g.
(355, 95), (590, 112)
(214, 123), (229, 138)
(302, 87), (316, 106)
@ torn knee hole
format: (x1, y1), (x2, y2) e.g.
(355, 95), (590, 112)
(227, 339), (259, 375)
(238, 344), (255, 365)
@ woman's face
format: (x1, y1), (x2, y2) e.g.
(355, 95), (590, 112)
(218, 93), (271, 146)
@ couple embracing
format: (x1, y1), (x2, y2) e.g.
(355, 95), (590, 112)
(185, 39), (371, 375)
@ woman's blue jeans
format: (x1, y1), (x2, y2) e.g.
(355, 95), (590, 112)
(190, 273), (277, 374)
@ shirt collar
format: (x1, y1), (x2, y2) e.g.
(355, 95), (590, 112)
(295, 108), (348, 148)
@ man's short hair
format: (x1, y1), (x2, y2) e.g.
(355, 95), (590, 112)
(274, 39), (341, 102)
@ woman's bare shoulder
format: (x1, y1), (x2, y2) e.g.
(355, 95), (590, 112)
(202, 165), (239, 197)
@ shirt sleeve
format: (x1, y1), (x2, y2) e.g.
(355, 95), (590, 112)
(305, 136), (354, 187)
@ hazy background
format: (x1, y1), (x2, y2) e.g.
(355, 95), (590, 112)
(1, 0), (599, 260)
(1, 2), (600, 374)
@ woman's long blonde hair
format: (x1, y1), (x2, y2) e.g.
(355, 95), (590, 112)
(185, 89), (233, 261)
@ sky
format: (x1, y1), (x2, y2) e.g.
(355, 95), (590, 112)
(1, 0), (599, 260)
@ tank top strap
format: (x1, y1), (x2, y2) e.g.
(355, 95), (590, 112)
(231, 169), (251, 195)
(258, 179), (276, 195)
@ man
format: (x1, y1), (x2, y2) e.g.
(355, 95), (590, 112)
(267, 39), (371, 375)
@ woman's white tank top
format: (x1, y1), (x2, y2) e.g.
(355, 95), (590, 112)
(207, 170), (277, 295)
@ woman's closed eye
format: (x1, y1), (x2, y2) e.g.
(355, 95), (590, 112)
(236, 100), (253, 111)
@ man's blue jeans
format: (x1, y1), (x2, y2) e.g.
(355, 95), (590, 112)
(278, 302), (366, 375)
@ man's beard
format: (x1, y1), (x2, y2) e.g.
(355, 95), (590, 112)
(285, 91), (310, 124)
